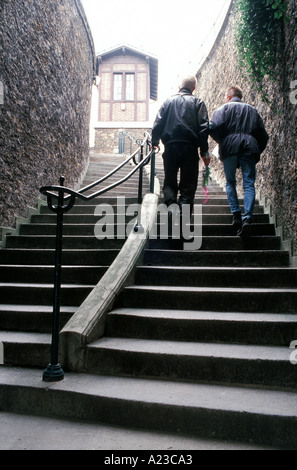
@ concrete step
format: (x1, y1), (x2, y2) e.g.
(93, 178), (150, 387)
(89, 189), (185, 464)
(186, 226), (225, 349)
(0, 283), (93, 306)
(71, 196), (238, 206)
(0, 265), (108, 284)
(0, 367), (296, 448)
(86, 336), (297, 388)
(30, 214), (138, 224)
(19, 222), (275, 237)
(193, 198), (260, 205)
(19, 223), (137, 237)
(0, 332), (51, 367)
(134, 266), (297, 288)
(148, 236), (281, 251)
(70, 196), (140, 205)
(180, 214), (270, 224)
(105, 308), (297, 346)
(155, 222), (275, 237)
(83, 188), (146, 197)
(30, 213), (271, 224)
(0, 249), (119, 265)
(5, 235), (126, 249)
(143, 249), (290, 267)
(39, 203), (264, 215)
(116, 285), (297, 313)
(0, 304), (76, 333)
(1, 411), (276, 450)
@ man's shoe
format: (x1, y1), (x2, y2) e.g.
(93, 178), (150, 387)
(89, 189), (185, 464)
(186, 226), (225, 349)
(232, 211), (242, 234)
(239, 218), (252, 238)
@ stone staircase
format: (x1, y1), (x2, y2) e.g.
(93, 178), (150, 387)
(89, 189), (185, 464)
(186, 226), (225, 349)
(0, 153), (147, 367)
(0, 156), (297, 449)
(83, 161), (297, 448)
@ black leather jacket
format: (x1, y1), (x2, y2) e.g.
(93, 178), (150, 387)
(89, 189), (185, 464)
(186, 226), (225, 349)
(152, 87), (209, 157)
(209, 97), (269, 162)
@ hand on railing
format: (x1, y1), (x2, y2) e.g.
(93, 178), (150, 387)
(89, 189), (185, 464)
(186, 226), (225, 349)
(148, 142), (160, 154)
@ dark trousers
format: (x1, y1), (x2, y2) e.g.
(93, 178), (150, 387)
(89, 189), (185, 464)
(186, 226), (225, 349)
(162, 143), (199, 213)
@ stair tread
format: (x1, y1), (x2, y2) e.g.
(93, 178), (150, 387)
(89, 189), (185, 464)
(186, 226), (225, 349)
(0, 367), (296, 417)
(137, 266), (297, 272)
(1, 248), (119, 252)
(0, 304), (76, 312)
(125, 285), (297, 293)
(89, 336), (294, 361)
(109, 307), (297, 322)
(0, 265), (108, 269)
(0, 282), (94, 288)
(0, 331), (51, 343)
(145, 249), (285, 254)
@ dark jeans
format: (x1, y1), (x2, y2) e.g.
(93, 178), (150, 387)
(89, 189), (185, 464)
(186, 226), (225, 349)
(162, 143), (199, 213)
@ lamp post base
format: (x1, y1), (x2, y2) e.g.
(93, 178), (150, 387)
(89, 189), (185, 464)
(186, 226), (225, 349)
(42, 363), (64, 382)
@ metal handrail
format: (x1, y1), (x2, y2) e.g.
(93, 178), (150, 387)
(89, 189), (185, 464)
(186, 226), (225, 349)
(40, 132), (156, 382)
(42, 132), (152, 202)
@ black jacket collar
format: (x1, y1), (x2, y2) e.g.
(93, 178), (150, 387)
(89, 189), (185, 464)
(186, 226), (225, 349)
(178, 87), (193, 95)
(229, 97), (242, 103)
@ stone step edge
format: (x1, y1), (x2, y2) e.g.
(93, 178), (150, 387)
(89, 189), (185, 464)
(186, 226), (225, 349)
(88, 336), (295, 362)
(0, 366), (296, 449)
(108, 307), (297, 322)
(124, 285), (297, 294)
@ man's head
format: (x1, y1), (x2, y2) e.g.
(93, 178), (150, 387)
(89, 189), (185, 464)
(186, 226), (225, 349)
(180, 76), (197, 92)
(226, 86), (243, 102)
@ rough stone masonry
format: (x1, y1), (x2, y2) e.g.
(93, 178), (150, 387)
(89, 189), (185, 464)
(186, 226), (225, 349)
(0, 0), (95, 229)
(196, 0), (297, 258)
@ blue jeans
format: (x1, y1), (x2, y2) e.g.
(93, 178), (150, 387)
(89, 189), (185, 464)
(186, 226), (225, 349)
(223, 155), (256, 221)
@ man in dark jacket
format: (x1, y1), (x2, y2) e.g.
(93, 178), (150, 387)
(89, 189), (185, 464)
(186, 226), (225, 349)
(210, 86), (269, 237)
(152, 76), (210, 214)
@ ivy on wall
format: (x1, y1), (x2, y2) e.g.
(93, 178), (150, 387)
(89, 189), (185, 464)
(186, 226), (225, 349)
(235, 0), (288, 103)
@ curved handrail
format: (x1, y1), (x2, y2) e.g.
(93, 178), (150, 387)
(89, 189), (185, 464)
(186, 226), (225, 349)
(40, 132), (152, 202)
(40, 131), (156, 382)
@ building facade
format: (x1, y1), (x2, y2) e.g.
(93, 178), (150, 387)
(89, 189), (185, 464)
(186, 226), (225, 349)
(94, 45), (158, 154)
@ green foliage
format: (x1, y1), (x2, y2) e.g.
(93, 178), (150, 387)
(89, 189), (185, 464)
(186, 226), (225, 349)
(266, 0), (289, 19)
(235, 0), (288, 103)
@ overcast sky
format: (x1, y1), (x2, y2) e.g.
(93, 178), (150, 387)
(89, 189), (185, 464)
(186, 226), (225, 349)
(81, 0), (231, 103)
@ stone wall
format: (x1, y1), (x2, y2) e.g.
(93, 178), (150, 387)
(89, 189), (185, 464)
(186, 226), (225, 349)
(196, 0), (297, 258)
(0, 0), (95, 229)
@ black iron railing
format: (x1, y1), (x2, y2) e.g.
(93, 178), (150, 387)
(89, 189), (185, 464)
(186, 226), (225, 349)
(40, 132), (156, 382)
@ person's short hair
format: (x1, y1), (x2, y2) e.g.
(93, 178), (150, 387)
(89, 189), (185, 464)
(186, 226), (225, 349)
(227, 86), (243, 100)
(181, 76), (197, 91)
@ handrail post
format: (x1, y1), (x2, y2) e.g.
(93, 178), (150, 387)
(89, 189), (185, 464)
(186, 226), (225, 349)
(150, 150), (155, 194)
(134, 142), (144, 233)
(43, 176), (66, 382)
(39, 134), (152, 378)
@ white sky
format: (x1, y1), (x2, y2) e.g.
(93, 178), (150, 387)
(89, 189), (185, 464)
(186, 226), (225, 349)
(81, 0), (231, 105)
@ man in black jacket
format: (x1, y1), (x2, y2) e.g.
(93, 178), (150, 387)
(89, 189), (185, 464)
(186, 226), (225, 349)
(152, 76), (210, 214)
(210, 86), (269, 237)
